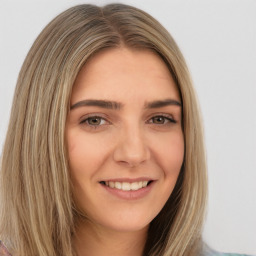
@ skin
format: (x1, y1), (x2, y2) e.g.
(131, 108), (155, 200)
(66, 47), (184, 256)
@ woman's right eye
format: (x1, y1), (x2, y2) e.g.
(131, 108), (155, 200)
(80, 116), (108, 127)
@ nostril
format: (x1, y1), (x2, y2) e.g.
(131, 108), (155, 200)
(112, 136), (150, 167)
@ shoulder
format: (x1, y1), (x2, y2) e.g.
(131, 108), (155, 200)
(206, 252), (252, 256)
(202, 243), (253, 256)
(0, 241), (12, 256)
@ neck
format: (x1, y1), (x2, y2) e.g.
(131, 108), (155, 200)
(73, 219), (148, 256)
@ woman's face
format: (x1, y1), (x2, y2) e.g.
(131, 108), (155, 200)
(66, 47), (184, 232)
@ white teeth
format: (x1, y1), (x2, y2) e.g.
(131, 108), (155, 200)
(131, 182), (139, 190)
(109, 181), (115, 188)
(102, 181), (150, 191)
(122, 182), (130, 191)
(142, 181), (148, 187)
(115, 182), (122, 189)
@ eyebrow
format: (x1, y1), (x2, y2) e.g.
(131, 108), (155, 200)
(70, 99), (123, 110)
(145, 99), (182, 108)
(70, 98), (182, 110)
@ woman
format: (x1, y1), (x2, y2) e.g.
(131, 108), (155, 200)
(0, 3), (250, 256)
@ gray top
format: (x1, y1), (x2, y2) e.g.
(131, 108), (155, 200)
(202, 244), (253, 256)
(0, 240), (253, 256)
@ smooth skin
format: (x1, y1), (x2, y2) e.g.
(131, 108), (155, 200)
(66, 47), (184, 256)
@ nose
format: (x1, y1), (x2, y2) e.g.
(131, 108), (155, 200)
(113, 125), (150, 168)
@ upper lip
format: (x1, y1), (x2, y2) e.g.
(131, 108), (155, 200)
(99, 177), (154, 183)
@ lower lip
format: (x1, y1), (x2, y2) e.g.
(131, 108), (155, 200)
(100, 182), (155, 200)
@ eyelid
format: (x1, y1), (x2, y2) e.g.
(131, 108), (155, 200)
(78, 112), (177, 129)
(79, 113), (111, 125)
(147, 113), (176, 124)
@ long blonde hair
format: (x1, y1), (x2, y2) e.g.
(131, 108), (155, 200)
(0, 4), (207, 256)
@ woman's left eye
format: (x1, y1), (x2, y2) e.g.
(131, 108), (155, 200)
(148, 115), (176, 125)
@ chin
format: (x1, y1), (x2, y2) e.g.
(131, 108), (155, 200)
(87, 208), (154, 233)
(100, 219), (150, 233)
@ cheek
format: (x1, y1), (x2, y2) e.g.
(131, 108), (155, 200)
(145, 131), (184, 220)
(67, 131), (110, 175)
(152, 131), (184, 177)
(66, 131), (108, 208)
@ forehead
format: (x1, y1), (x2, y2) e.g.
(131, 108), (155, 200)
(71, 47), (180, 103)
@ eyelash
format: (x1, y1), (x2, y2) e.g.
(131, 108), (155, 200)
(147, 114), (176, 125)
(79, 114), (176, 129)
(79, 115), (109, 128)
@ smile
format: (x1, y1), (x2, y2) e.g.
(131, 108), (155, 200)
(100, 181), (152, 191)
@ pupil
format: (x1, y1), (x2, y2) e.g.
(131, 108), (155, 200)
(154, 116), (164, 124)
(89, 117), (100, 125)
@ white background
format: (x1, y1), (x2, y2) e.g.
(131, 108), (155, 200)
(0, 0), (255, 254)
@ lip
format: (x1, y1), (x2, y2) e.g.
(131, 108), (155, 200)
(99, 179), (155, 200)
(100, 177), (153, 183)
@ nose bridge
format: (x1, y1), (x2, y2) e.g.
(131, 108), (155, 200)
(113, 121), (150, 167)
